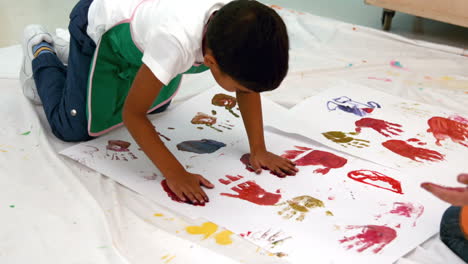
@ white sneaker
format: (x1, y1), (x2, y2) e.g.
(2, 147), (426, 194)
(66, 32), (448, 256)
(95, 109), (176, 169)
(20, 24), (54, 105)
(53, 28), (70, 65)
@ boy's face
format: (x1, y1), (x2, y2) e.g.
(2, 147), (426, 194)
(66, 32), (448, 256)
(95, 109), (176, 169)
(204, 51), (253, 94)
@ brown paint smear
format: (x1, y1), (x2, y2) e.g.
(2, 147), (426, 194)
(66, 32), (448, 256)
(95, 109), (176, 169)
(322, 131), (370, 148)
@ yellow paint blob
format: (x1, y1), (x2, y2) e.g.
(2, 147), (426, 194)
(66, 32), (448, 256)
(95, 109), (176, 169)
(185, 222), (218, 239)
(440, 76), (455, 81)
(154, 213), (164, 217)
(326, 210), (334, 216)
(165, 256), (175, 263)
(214, 230), (234, 245)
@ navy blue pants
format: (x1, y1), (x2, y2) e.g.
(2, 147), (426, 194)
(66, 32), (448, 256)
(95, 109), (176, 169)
(440, 206), (468, 262)
(32, 0), (169, 142)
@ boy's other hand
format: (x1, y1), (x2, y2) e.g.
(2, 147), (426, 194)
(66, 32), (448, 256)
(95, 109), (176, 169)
(165, 171), (214, 204)
(250, 151), (298, 178)
(421, 173), (468, 206)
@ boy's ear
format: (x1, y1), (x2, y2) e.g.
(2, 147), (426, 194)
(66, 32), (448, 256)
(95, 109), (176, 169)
(203, 51), (217, 68)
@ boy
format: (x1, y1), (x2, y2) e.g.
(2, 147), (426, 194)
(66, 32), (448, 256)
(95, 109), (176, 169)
(20, 0), (297, 205)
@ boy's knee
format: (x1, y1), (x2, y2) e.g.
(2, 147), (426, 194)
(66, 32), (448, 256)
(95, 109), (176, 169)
(52, 126), (92, 142)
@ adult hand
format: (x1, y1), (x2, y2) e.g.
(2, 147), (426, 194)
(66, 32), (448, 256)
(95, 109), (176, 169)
(421, 173), (468, 206)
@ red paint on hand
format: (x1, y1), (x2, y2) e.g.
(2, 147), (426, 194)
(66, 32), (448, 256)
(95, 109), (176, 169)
(355, 118), (403, 137)
(220, 181), (281, 206)
(348, 170), (403, 194)
(295, 150), (348, 175)
(382, 140), (444, 162)
(161, 180), (205, 206)
(340, 225), (397, 253)
(427, 116), (468, 147)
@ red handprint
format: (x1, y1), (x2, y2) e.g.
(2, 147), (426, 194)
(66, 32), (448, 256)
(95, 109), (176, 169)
(220, 181), (281, 206)
(382, 139), (444, 162)
(427, 116), (468, 148)
(355, 118), (403, 137)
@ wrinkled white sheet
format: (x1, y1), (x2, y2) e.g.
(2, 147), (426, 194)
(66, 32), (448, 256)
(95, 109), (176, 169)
(1, 6), (467, 264)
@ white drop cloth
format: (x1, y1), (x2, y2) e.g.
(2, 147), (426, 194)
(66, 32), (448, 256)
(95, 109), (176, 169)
(1, 6), (466, 264)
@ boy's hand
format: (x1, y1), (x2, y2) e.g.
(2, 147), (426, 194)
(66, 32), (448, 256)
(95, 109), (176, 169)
(250, 151), (298, 177)
(165, 171), (215, 204)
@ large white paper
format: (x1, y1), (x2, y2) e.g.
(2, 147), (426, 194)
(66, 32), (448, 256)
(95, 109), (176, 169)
(61, 87), (450, 264)
(265, 82), (468, 172)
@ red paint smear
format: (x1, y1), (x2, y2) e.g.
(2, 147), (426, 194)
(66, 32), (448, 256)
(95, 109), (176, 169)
(295, 146), (313, 151)
(355, 118), (403, 137)
(362, 108), (374, 113)
(219, 179), (231, 185)
(227, 175), (243, 181)
(157, 132), (171, 141)
(276, 189), (281, 193)
(348, 170), (403, 194)
(382, 140), (444, 162)
(427, 116), (468, 147)
(407, 138), (427, 146)
(161, 180), (205, 206)
(281, 146), (312, 160)
(107, 140), (131, 152)
(340, 225), (397, 253)
(449, 115), (468, 124)
(390, 202), (424, 218)
(240, 154), (286, 178)
(281, 150), (306, 160)
(295, 150), (347, 175)
(220, 181), (281, 206)
(328, 196), (335, 200)
(368, 77), (392, 82)
(219, 175), (244, 185)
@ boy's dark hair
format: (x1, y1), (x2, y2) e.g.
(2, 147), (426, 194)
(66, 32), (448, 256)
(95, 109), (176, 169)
(206, 0), (289, 92)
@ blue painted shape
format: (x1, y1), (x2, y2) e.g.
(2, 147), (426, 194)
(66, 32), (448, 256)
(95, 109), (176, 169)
(176, 139), (226, 154)
(327, 96), (381, 117)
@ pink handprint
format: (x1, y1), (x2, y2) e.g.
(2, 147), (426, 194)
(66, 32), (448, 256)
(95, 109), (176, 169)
(339, 225), (397, 254)
(220, 181), (281, 206)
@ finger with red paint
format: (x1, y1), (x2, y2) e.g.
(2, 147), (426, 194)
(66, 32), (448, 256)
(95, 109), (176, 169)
(421, 173), (468, 206)
(249, 155), (263, 174)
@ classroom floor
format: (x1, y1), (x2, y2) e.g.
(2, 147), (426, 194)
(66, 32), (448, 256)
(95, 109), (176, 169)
(1, 0), (467, 48)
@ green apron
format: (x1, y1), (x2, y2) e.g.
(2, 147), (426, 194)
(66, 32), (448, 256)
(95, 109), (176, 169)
(87, 23), (209, 135)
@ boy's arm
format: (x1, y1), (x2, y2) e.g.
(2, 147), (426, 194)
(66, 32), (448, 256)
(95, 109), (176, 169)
(123, 64), (213, 204)
(236, 91), (297, 177)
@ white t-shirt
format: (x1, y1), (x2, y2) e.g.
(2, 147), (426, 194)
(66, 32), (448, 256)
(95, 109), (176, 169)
(87, 0), (231, 85)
